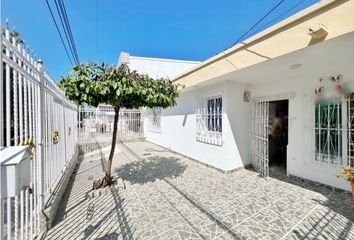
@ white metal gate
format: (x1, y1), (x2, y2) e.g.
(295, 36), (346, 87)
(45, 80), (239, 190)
(79, 106), (144, 145)
(252, 101), (269, 177)
(0, 22), (78, 239)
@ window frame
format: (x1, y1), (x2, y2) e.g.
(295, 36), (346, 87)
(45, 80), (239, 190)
(196, 95), (223, 146)
(314, 94), (354, 167)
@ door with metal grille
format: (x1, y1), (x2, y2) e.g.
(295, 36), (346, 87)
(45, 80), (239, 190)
(252, 101), (270, 177)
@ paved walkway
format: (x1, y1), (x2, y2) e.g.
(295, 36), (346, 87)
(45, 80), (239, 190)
(45, 141), (354, 240)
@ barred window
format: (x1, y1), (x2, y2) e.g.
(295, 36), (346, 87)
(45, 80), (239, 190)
(315, 101), (342, 165)
(314, 94), (354, 166)
(207, 97), (222, 132)
(148, 107), (161, 132)
(196, 96), (223, 146)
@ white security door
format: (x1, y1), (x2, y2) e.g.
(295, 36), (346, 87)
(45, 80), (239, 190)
(252, 101), (270, 177)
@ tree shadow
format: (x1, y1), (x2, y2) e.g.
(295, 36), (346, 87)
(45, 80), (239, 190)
(115, 155), (187, 185)
(96, 233), (119, 240)
(83, 186), (134, 239)
(46, 145), (135, 239)
(266, 168), (354, 239)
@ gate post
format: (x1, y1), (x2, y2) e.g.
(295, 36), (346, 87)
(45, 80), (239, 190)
(36, 60), (47, 231)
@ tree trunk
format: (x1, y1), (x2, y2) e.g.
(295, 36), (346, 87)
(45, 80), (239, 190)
(106, 106), (120, 180)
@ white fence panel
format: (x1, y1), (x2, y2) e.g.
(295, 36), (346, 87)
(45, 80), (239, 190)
(0, 23), (78, 240)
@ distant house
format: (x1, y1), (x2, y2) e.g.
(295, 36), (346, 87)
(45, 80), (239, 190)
(118, 52), (200, 79)
(117, 52), (200, 132)
(141, 0), (354, 191)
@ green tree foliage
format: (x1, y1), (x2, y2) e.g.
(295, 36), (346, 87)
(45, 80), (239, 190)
(59, 62), (179, 188)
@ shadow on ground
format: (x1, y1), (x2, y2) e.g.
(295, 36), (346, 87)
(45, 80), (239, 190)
(268, 168), (354, 239)
(45, 145), (135, 240)
(115, 156), (187, 185)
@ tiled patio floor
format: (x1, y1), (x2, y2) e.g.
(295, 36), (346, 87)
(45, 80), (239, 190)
(45, 141), (354, 240)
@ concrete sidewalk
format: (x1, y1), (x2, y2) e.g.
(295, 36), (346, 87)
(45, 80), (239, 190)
(45, 141), (354, 240)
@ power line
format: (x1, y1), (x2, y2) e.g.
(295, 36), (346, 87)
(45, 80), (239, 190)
(45, 0), (74, 66)
(54, 0), (80, 65)
(228, 0), (287, 48)
(58, 0), (80, 64)
(246, 0), (309, 39)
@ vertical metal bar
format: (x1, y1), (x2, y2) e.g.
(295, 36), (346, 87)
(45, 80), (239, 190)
(0, 5), (4, 239)
(327, 104), (330, 164)
(15, 195), (18, 240)
(13, 68), (18, 145)
(25, 189), (28, 240)
(24, 78), (28, 139)
(6, 198), (11, 240)
(19, 73), (23, 143)
(20, 190), (24, 240)
(0, 0), (4, 147)
(36, 60), (45, 232)
(337, 102), (341, 164)
(5, 30), (11, 146)
(318, 102), (321, 162)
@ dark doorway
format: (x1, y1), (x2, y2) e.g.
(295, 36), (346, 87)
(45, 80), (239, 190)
(269, 100), (289, 175)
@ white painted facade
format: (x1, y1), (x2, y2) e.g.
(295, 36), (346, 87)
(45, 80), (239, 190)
(116, 1), (354, 191)
(144, 31), (354, 191)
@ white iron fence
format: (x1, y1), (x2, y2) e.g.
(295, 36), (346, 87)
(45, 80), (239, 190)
(78, 105), (144, 151)
(0, 23), (78, 239)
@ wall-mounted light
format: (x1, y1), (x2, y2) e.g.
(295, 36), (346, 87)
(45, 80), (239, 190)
(244, 91), (251, 102)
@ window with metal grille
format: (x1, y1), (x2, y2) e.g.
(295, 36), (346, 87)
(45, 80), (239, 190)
(148, 107), (161, 132)
(314, 94), (354, 166)
(207, 97), (222, 132)
(315, 101), (342, 165)
(196, 96), (223, 146)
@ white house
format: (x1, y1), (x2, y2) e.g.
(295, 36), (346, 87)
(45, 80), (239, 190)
(118, 52), (200, 79)
(141, 0), (354, 191)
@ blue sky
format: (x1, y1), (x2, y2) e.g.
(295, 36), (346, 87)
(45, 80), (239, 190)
(2, 0), (319, 80)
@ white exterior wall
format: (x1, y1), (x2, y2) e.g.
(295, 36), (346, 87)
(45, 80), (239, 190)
(144, 82), (249, 171)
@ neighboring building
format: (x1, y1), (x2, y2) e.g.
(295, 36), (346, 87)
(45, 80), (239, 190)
(117, 52), (200, 132)
(118, 52), (200, 79)
(143, 0), (354, 191)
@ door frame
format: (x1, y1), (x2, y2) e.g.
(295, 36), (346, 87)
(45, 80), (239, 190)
(251, 92), (294, 177)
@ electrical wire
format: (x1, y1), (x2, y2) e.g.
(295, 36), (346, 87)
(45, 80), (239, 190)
(245, 0), (310, 41)
(45, 0), (74, 66)
(58, 0), (80, 64)
(228, 0), (287, 48)
(54, 0), (79, 65)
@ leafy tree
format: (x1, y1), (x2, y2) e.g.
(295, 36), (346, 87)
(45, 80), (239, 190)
(59, 62), (179, 188)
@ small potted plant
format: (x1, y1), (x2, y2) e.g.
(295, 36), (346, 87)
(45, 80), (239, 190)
(338, 166), (354, 200)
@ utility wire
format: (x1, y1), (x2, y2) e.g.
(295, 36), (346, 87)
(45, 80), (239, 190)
(228, 0), (287, 48)
(54, 0), (79, 65)
(245, 0), (309, 39)
(58, 0), (80, 64)
(45, 0), (74, 66)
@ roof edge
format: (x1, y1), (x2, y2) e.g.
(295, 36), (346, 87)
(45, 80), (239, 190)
(172, 0), (347, 82)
